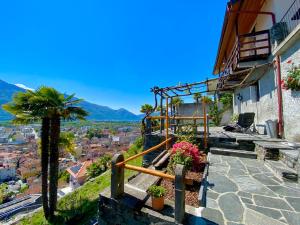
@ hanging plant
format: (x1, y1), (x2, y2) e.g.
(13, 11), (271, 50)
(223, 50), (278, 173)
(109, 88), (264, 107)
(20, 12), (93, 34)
(282, 60), (300, 91)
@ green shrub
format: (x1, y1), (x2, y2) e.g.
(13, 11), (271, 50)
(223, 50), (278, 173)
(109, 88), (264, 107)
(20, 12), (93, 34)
(147, 185), (166, 198)
(87, 155), (112, 178)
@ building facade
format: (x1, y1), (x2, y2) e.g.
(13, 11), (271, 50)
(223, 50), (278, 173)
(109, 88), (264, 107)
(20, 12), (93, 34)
(214, 0), (300, 141)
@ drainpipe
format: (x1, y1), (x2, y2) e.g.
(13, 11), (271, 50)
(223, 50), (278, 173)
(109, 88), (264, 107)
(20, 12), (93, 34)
(228, 9), (284, 137)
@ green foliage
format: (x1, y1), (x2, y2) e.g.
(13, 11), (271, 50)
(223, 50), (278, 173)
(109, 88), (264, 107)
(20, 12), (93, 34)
(59, 132), (76, 156)
(86, 128), (103, 139)
(140, 104), (154, 114)
(0, 183), (13, 204)
(58, 170), (70, 183)
(231, 114), (239, 122)
(209, 102), (222, 126)
(87, 155), (112, 178)
(147, 185), (166, 198)
(171, 97), (183, 106)
(167, 150), (193, 174)
(134, 136), (143, 149)
(20, 184), (29, 193)
(219, 93), (233, 109)
(201, 96), (213, 104)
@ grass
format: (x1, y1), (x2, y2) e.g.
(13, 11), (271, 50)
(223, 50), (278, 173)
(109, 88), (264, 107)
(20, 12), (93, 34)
(17, 143), (143, 225)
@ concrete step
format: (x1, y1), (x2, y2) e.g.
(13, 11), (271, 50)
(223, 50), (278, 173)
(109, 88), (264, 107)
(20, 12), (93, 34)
(265, 160), (298, 182)
(210, 147), (257, 159)
(151, 149), (167, 165)
(279, 149), (299, 169)
(154, 152), (171, 170)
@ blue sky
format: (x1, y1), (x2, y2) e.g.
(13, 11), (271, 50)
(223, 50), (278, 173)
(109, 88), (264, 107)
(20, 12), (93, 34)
(0, 1), (227, 114)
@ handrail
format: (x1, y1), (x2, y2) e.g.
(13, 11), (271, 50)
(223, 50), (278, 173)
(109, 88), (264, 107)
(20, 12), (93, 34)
(124, 164), (175, 181)
(147, 116), (205, 120)
(116, 137), (173, 167)
(124, 164), (193, 184)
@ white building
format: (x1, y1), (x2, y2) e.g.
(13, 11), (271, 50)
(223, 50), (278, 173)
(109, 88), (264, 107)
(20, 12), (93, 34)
(214, 0), (300, 141)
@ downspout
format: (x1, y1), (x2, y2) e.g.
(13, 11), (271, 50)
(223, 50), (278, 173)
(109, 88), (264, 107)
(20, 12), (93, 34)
(228, 9), (284, 137)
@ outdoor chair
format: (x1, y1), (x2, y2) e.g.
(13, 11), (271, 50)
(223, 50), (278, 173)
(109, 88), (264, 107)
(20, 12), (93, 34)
(223, 113), (255, 133)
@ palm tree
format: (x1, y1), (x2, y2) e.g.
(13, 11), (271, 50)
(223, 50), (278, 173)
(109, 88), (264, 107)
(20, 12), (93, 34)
(3, 90), (51, 219)
(3, 87), (88, 220)
(193, 93), (202, 104)
(35, 87), (88, 219)
(140, 104), (154, 114)
(171, 97), (183, 115)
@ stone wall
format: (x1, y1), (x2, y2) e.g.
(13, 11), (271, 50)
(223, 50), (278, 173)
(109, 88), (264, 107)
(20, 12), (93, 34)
(98, 195), (175, 225)
(280, 38), (300, 142)
(178, 102), (233, 126)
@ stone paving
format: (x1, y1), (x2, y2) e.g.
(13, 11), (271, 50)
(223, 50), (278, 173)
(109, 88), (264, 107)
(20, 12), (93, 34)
(202, 154), (300, 225)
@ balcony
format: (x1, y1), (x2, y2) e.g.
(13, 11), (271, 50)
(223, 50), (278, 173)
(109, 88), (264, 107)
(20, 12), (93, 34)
(223, 30), (271, 76)
(218, 30), (271, 90)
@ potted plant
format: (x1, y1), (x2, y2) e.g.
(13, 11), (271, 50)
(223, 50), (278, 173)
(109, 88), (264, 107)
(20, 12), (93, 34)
(147, 185), (166, 211)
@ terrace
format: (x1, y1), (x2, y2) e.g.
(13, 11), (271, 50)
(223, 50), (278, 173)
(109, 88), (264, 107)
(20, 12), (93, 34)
(98, 79), (300, 224)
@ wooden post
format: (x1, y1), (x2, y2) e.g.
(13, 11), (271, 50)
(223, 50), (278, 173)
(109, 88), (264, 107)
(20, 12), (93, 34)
(111, 153), (124, 199)
(165, 97), (169, 150)
(175, 164), (185, 224)
(203, 99), (207, 149)
(160, 94), (164, 134)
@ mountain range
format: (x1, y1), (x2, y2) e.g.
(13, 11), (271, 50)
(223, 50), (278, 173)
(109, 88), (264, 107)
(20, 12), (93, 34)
(0, 79), (142, 121)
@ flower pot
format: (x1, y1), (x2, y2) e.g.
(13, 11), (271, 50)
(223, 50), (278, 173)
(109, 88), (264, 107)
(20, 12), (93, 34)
(151, 196), (164, 211)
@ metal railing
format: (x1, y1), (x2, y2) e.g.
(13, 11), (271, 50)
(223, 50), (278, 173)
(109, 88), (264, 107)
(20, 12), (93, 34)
(280, 0), (300, 40)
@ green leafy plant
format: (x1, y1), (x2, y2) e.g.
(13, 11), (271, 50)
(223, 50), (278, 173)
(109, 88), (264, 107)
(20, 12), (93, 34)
(231, 114), (239, 122)
(209, 102), (222, 126)
(147, 185), (166, 198)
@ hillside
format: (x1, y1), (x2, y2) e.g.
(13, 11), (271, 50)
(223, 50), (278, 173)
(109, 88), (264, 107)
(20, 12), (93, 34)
(0, 80), (142, 121)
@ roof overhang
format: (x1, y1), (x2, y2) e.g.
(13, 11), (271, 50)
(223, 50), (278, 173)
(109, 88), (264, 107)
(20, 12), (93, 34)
(217, 62), (272, 91)
(213, 0), (266, 75)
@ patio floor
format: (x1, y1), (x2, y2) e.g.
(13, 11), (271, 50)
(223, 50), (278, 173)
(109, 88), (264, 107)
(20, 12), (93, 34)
(202, 154), (300, 225)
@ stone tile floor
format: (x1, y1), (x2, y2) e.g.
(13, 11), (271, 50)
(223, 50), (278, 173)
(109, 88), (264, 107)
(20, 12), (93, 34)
(201, 154), (300, 225)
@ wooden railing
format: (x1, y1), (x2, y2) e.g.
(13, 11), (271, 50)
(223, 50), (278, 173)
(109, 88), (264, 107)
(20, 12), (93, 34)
(222, 29), (271, 76)
(111, 138), (187, 223)
(145, 98), (209, 150)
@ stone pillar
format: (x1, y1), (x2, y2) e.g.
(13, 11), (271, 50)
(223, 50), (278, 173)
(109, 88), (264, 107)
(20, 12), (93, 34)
(175, 164), (186, 224)
(111, 153), (124, 199)
(146, 118), (152, 134)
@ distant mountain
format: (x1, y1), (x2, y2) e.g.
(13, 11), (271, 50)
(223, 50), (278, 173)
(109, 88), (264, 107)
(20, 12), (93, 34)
(0, 80), (142, 121)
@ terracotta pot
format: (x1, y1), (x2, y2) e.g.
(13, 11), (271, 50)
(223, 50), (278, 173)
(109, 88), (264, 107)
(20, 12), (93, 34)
(151, 196), (164, 211)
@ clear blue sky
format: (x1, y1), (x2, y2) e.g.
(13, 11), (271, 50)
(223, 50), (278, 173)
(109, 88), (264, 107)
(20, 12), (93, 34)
(0, 0), (227, 114)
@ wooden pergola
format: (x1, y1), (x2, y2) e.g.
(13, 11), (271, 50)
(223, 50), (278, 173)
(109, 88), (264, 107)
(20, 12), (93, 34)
(143, 78), (219, 150)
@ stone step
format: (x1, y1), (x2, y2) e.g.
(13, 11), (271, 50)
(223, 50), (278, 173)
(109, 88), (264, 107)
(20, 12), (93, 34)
(151, 149), (167, 165)
(127, 166), (160, 192)
(210, 147), (257, 159)
(265, 160), (298, 182)
(154, 152), (171, 170)
(279, 149), (299, 169)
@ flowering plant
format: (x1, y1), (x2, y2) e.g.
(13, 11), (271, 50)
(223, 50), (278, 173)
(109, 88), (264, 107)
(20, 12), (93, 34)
(167, 141), (202, 173)
(282, 60), (300, 91)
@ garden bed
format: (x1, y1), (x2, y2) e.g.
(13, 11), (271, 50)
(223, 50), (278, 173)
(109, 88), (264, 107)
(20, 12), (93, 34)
(160, 170), (204, 207)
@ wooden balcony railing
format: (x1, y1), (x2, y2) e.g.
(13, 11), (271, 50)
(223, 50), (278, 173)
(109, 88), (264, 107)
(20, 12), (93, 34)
(223, 29), (271, 76)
